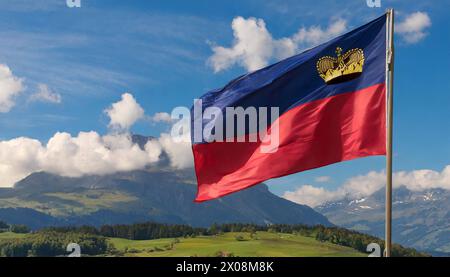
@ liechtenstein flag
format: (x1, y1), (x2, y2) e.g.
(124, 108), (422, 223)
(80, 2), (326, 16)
(192, 14), (387, 202)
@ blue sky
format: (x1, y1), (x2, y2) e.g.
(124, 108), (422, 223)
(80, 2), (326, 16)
(0, 0), (449, 204)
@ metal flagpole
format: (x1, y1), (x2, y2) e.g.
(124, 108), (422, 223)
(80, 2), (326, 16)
(385, 8), (395, 258)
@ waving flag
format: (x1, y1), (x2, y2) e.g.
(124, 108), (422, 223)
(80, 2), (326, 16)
(192, 14), (387, 202)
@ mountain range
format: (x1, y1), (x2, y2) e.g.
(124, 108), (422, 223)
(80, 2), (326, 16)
(317, 186), (450, 256)
(0, 168), (330, 229)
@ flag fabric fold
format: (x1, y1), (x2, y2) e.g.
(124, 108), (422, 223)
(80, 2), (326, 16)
(192, 14), (387, 202)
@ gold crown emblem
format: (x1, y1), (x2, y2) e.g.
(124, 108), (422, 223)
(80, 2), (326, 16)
(316, 47), (365, 84)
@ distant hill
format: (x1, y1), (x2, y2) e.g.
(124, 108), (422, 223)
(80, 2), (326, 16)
(317, 186), (450, 256)
(0, 161), (331, 229)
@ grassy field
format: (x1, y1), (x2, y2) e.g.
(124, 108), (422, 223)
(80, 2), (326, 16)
(0, 190), (137, 217)
(0, 232), (27, 239)
(0, 231), (367, 257)
(108, 232), (366, 257)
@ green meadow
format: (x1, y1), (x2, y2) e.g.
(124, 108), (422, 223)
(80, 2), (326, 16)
(0, 232), (27, 240)
(108, 231), (366, 257)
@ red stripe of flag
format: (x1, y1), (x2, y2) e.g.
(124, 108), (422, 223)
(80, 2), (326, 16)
(193, 83), (386, 202)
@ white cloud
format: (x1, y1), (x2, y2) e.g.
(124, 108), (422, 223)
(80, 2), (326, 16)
(0, 132), (162, 187)
(315, 176), (331, 183)
(0, 92), (195, 187)
(149, 111), (193, 169)
(29, 83), (61, 104)
(151, 112), (174, 124)
(291, 18), (347, 47)
(284, 166), (450, 207)
(396, 12), (431, 44)
(157, 111), (193, 169)
(284, 185), (341, 208)
(158, 133), (193, 169)
(105, 93), (144, 130)
(0, 64), (25, 113)
(208, 16), (347, 72)
(0, 128), (194, 187)
(209, 17), (274, 73)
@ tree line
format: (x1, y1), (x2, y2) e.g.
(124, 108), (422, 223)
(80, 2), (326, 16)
(0, 220), (30, 234)
(0, 231), (109, 257)
(42, 222), (209, 240)
(0, 221), (429, 257)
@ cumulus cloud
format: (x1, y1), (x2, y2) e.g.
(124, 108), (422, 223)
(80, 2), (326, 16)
(158, 110), (194, 169)
(0, 126), (195, 187)
(396, 12), (431, 44)
(0, 129), (195, 187)
(0, 64), (25, 112)
(284, 185), (340, 208)
(148, 111), (193, 168)
(291, 18), (347, 47)
(0, 132), (162, 187)
(284, 166), (450, 207)
(0, 92), (195, 187)
(151, 112), (174, 124)
(29, 83), (62, 104)
(105, 93), (144, 130)
(158, 133), (193, 169)
(208, 16), (347, 72)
